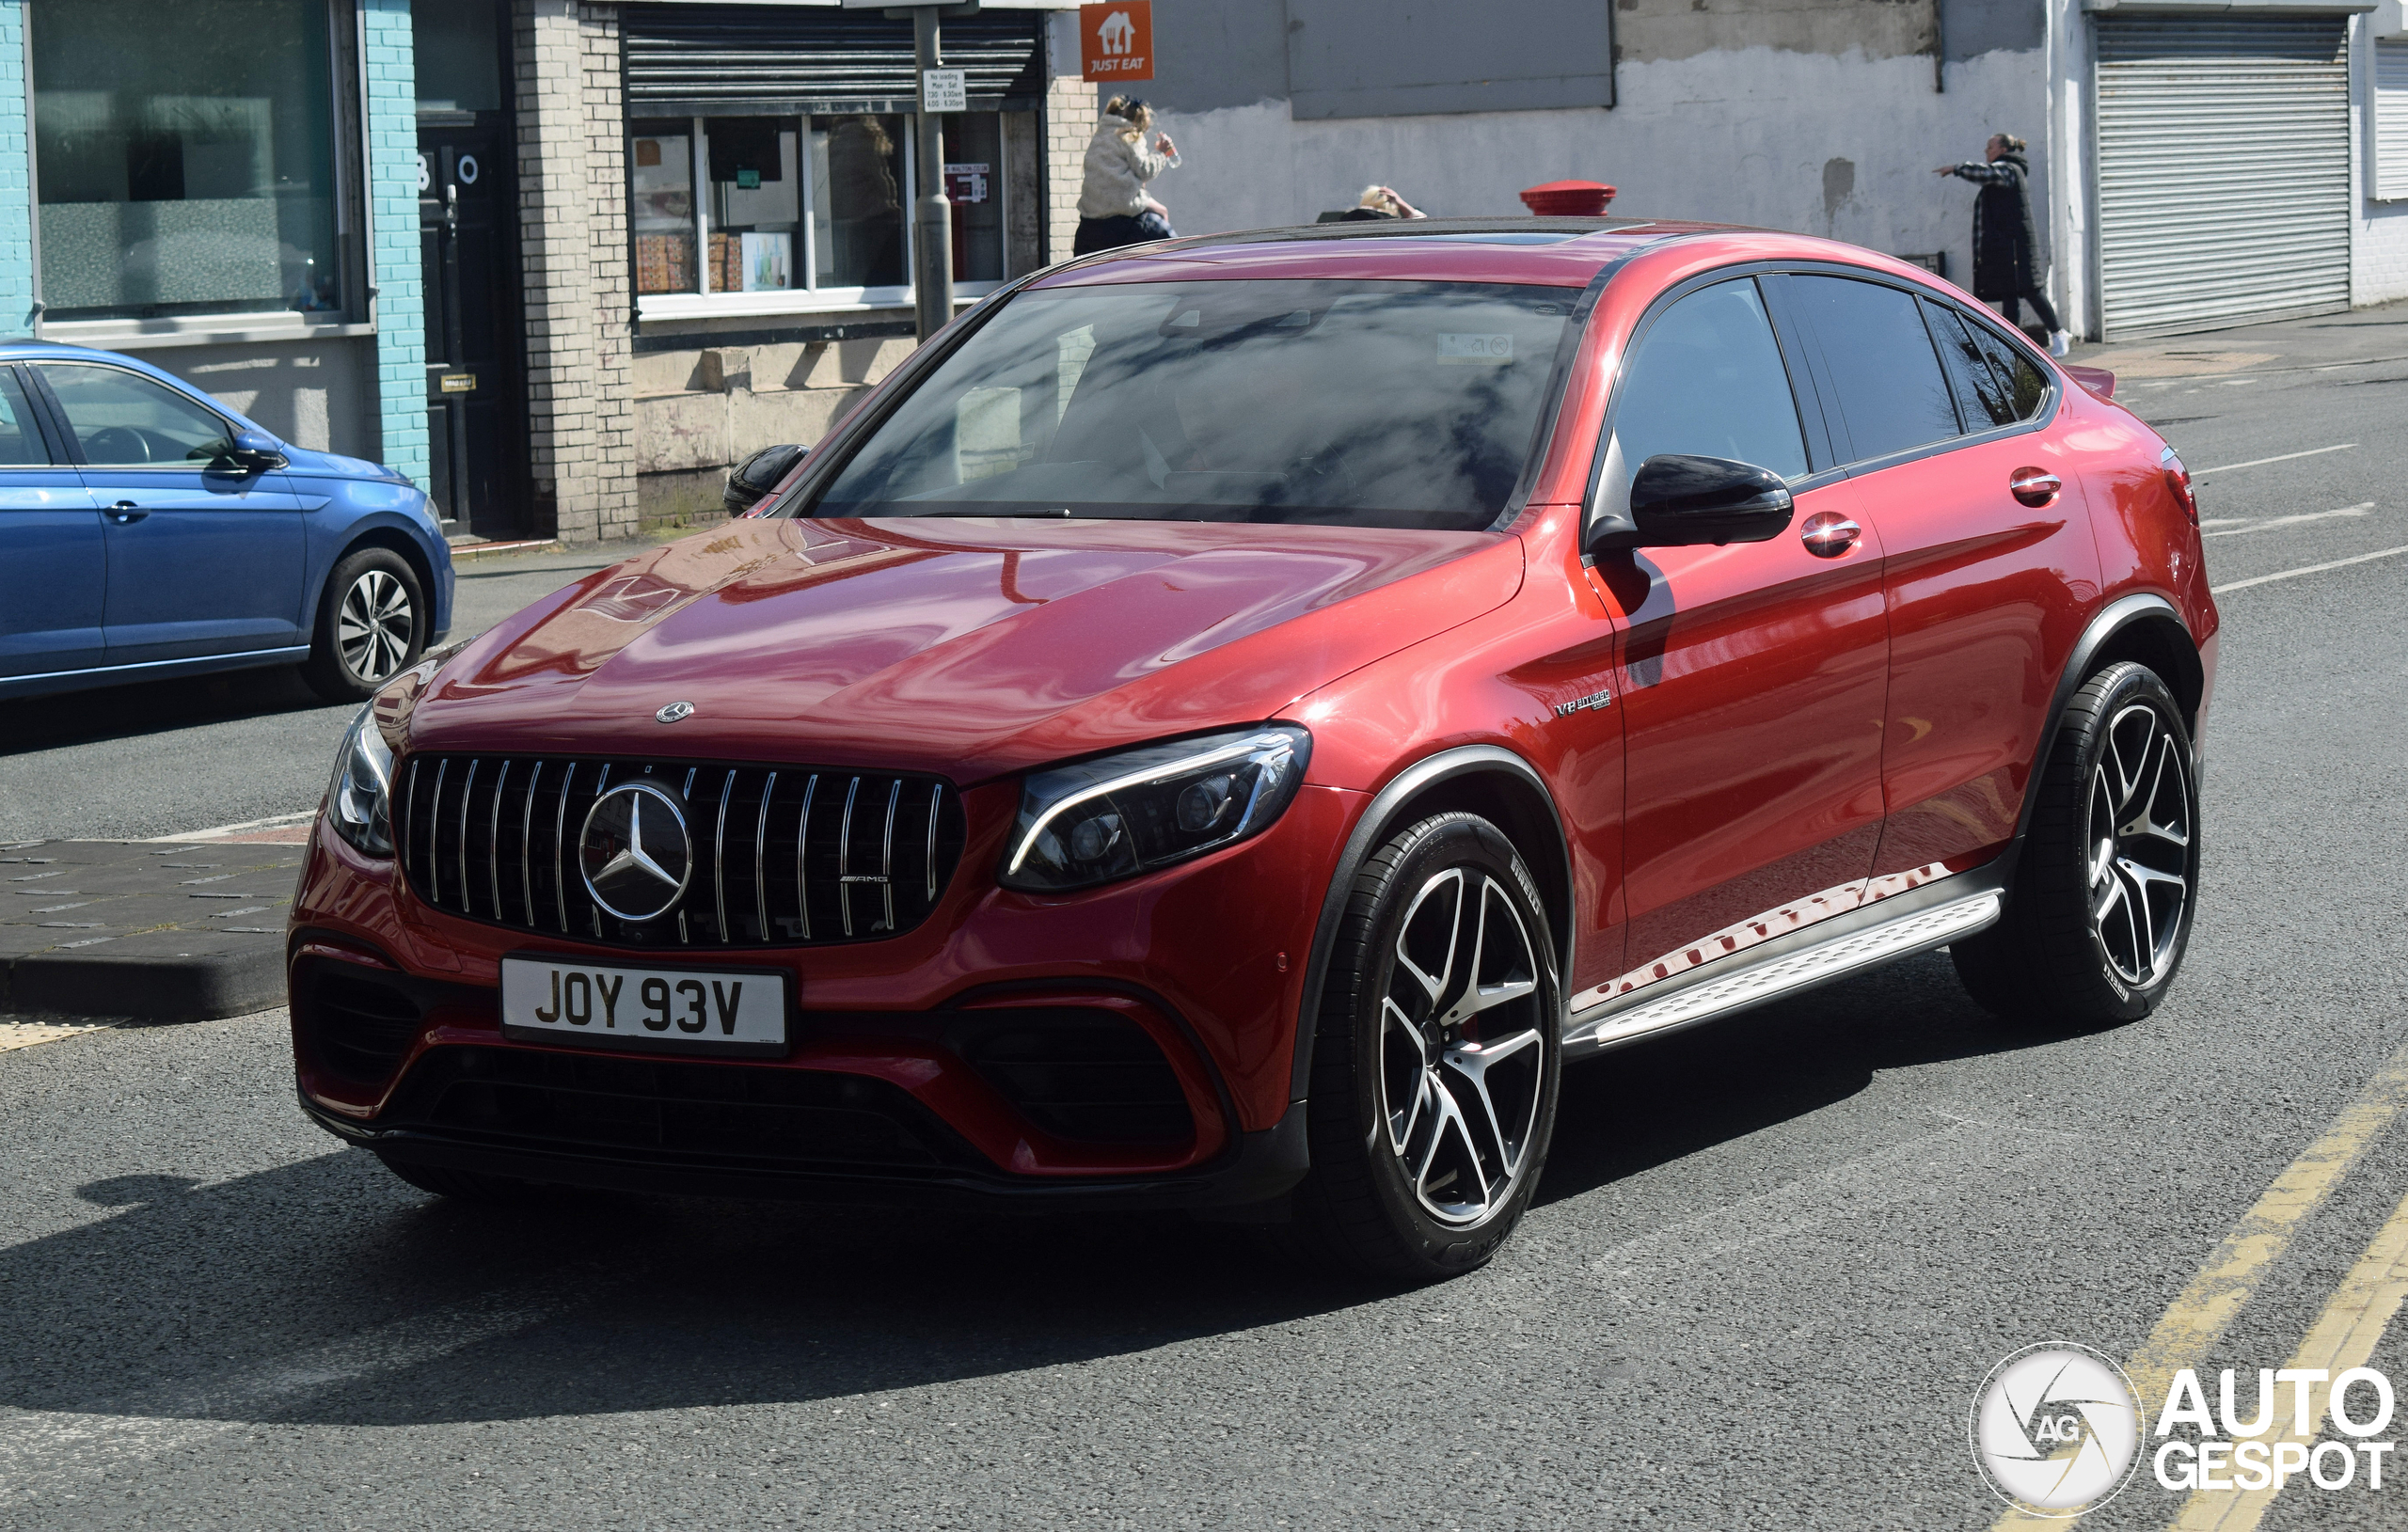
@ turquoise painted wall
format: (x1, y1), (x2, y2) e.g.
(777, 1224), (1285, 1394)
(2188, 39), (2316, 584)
(363, 0), (429, 487)
(0, 2), (33, 335)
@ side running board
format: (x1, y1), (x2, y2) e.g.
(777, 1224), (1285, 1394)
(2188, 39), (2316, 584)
(1562, 885), (2004, 1059)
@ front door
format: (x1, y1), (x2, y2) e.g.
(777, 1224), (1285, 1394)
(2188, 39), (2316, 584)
(32, 360), (309, 667)
(1579, 275), (1891, 1008)
(420, 125), (523, 539)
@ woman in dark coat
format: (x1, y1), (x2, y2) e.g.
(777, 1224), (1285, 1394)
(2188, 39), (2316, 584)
(1937, 134), (2070, 356)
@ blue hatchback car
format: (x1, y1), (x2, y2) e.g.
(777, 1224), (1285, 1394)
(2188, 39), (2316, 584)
(0, 342), (453, 703)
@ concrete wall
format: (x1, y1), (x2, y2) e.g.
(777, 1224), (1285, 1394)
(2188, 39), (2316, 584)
(140, 338), (372, 453)
(2353, 16), (2408, 305)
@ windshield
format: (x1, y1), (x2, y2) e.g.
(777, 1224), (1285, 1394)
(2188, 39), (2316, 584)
(804, 278), (1581, 531)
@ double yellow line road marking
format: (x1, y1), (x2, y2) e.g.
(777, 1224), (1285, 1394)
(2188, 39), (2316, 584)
(1990, 1046), (2408, 1529)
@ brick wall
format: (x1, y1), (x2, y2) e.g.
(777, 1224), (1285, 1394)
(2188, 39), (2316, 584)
(1045, 10), (1093, 263)
(0, 2), (31, 335)
(363, 0), (432, 489)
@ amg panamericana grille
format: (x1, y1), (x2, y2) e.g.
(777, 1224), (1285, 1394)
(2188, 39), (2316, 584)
(395, 754), (964, 950)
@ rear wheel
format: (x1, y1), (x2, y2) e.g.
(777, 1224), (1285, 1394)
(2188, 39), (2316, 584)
(1954, 662), (2199, 1026)
(303, 547), (425, 703)
(1293, 812), (1561, 1282)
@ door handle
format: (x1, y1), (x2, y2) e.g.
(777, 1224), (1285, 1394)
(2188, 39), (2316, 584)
(1799, 510), (1861, 558)
(107, 501), (149, 525)
(2009, 467), (2062, 508)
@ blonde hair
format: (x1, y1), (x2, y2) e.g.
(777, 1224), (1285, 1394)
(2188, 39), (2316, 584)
(1357, 184), (1407, 215)
(1103, 95), (1152, 138)
(1990, 133), (2028, 153)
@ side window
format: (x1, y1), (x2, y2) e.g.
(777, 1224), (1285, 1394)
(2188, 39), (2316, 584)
(1959, 315), (2051, 422)
(0, 371), (47, 466)
(1925, 302), (2020, 428)
(37, 364), (236, 466)
(1611, 277), (1808, 482)
(1787, 275), (1962, 463)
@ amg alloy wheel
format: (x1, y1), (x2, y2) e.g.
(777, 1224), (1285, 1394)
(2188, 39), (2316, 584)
(1298, 812), (1561, 1280)
(304, 547), (426, 703)
(1954, 662), (2201, 1025)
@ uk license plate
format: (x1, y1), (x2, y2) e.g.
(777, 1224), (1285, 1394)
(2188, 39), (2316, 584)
(499, 955), (789, 1056)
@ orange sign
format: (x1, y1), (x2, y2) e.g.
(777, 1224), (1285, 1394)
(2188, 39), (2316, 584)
(1081, 1), (1153, 82)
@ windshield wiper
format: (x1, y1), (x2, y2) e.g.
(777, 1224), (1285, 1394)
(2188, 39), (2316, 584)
(903, 506), (1075, 518)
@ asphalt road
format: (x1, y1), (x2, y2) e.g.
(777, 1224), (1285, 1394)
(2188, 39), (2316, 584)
(5, 308), (2408, 1529)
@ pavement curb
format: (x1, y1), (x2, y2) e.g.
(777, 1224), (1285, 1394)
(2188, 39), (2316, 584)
(3, 943), (285, 1022)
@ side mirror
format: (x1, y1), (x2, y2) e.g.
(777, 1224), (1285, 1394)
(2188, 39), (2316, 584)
(724, 442), (808, 515)
(228, 427), (287, 472)
(1603, 454), (1794, 550)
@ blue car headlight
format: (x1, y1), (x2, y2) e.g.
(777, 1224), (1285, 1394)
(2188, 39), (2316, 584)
(1000, 726), (1311, 893)
(325, 705), (396, 859)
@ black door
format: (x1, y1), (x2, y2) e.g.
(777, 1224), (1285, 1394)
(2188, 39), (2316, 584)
(419, 125), (524, 540)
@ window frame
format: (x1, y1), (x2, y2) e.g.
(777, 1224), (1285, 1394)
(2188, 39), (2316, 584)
(25, 359), (249, 474)
(630, 111), (1009, 322)
(1584, 260), (2066, 541)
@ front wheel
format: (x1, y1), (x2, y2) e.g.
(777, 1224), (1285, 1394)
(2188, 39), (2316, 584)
(1954, 661), (2200, 1026)
(1294, 812), (1562, 1282)
(303, 547), (426, 703)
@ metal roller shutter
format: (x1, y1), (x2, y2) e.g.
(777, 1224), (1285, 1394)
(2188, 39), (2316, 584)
(2094, 15), (2350, 339)
(624, 4), (1044, 117)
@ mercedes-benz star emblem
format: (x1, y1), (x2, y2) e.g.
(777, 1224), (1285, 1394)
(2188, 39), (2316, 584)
(578, 781), (693, 922)
(656, 701), (694, 723)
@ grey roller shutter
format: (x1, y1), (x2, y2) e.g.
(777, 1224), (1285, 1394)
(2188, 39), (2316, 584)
(2093, 16), (2350, 339)
(624, 5), (1043, 117)
(2377, 39), (2408, 200)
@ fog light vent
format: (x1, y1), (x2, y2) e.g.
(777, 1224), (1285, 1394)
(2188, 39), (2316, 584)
(309, 971), (424, 1085)
(959, 1011), (1194, 1146)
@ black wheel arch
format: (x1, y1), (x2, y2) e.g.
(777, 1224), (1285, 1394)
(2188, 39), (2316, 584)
(2011, 592), (2204, 852)
(1288, 745), (1576, 1104)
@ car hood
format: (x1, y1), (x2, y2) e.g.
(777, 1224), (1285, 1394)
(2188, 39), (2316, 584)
(406, 515), (1523, 782)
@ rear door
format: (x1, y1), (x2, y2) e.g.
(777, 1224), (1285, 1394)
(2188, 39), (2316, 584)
(1579, 275), (1890, 1008)
(1781, 275), (2102, 883)
(0, 366), (104, 676)
(34, 361), (309, 667)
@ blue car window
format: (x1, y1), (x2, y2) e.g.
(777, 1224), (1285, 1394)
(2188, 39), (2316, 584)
(0, 371), (43, 465)
(36, 363), (235, 467)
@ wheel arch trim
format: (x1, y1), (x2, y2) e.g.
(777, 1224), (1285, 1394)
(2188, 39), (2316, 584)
(2013, 592), (2196, 851)
(1288, 744), (1575, 1105)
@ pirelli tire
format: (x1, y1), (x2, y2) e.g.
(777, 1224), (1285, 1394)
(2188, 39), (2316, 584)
(1955, 662), (2201, 1027)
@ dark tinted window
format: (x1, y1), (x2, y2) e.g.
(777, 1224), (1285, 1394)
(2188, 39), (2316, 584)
(810, 278), (1577, 531)
(1789, 275), (1961, 463)
(1959, 313), (2051, 422)
(1611, 277), (1807, 481)
(1925, 302), (2020, 427)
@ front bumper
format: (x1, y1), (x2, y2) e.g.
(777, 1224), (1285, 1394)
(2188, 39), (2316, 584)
(289, 778), (1356, 1207)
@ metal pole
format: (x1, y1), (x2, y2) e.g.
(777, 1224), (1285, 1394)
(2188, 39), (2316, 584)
(912, 8), (955, 341)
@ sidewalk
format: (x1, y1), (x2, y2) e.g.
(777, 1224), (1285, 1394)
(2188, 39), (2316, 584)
(0, 839), (307, 1021)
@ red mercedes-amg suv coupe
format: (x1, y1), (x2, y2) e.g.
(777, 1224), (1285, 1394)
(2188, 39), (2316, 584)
(292, 219), (2214, 1279)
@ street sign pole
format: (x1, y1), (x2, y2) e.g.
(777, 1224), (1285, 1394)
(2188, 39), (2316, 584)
(911, 8), (954, 342)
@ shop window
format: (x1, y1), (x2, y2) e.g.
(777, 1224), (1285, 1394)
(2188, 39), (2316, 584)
(31, 0), (341, 322)
(631, 122), (697, 295)
(633, 111), (1014, 308)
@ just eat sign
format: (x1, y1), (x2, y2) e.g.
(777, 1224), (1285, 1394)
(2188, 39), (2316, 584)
(1082, 1), (1153, 81)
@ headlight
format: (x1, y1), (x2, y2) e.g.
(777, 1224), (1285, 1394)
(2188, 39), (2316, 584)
(1000, 725), (1311, 893)
(325, 704), (395, 859)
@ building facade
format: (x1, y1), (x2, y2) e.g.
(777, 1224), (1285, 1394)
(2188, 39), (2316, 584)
(0, 0), (1085, 546)
(11, 0), (2408, 548)
(1134, 0), (2408, 346)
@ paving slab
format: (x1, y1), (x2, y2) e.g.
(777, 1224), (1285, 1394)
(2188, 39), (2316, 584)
(0, 838), (303, 1021)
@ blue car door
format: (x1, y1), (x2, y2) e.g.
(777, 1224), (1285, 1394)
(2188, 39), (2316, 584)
(0, 364), (104, 677)
(34, 360), (308, 667)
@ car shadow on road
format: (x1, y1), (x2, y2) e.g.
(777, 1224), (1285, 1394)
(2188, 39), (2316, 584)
(0, 951), (2098, 1434)
(0, 666), (348, 756)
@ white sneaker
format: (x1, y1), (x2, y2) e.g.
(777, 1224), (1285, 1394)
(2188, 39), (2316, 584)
(2049, 330), (2072, 357)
